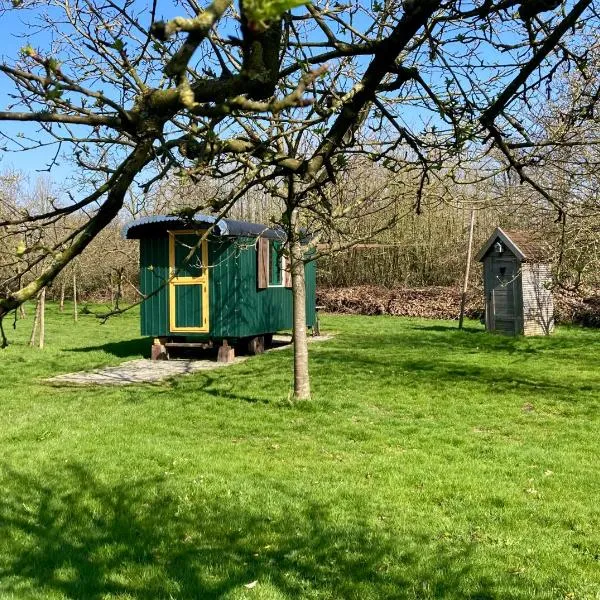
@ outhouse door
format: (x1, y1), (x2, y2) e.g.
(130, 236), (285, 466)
(488, 258), (519, 335)
(168, 231), (209, 334)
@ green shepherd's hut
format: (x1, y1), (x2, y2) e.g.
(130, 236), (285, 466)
(123, 214), (316, 360)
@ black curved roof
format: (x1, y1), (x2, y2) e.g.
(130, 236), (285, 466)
(122, 214), (286, 241)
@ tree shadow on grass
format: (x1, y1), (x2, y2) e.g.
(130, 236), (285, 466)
(170, 360), (285, 405)
(412, 324), (484, 334)
(410, 326), (598, 353)
(0, 463), (505, 599)
(338, 317), (600, 356)
(70, 338), (294, 363)
(334, 322), (600, 374)
(69, 337), (153, 359)
(161, 326), (599, 406)
(308, 348), (600, 400)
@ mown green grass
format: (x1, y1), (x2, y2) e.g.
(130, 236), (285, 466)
(0, 303), (599, 599)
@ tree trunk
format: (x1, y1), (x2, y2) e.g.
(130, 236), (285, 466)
(290, 237), (310, 400)
(38, 287), (46, 349)
(458, 209), (476, 329)
(73, 272), (78, 322)
(113, 268), (123, 311)
(59, 279), (66, 312)
(110, 271), (115, 308)
(29, 293), (41, 346)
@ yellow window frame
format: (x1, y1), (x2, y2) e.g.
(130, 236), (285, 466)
(168, 230), (209, 333)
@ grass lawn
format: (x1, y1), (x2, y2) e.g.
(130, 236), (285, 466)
(0, 303), (599, 599)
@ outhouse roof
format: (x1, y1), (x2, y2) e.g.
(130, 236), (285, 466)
(122, 213), (286, 241)
(475, 227), (548, 263)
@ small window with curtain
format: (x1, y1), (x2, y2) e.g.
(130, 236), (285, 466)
(269, 240), (283, 286)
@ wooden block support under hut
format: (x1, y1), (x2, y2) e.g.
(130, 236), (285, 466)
(123, 214), (317, 359)
(476, 228), (554, 336)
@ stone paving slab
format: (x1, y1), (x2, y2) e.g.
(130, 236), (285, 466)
(46, 357), (243, 386)
(46, 334), (333, 386)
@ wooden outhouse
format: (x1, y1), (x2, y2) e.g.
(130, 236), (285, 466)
(476, 228), (554, 336)
(123, 214), (316, 359)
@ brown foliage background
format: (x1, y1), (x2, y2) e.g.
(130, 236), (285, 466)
(317, 285), (600, 327)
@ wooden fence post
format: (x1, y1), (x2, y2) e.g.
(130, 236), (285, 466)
(29, 294), (40, 347)
(38, 287), (46, 349)
(60, 279), (66, 312)
(73, 272), (78, 322)
(458, 210), (475, 330)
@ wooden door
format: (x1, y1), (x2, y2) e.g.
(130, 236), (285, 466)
(168, 231), (209, 334)
(489, 258), (518, 334)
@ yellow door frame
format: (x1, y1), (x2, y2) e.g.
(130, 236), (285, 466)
(168, 230), (209, 333)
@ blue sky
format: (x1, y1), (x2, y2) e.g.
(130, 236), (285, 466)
(0, 2), (188, 187)
(0, 1), (582, 195)
(0, 8), (53, 180)
(1, 0), (368, 189)
(3, 4), (149, 184)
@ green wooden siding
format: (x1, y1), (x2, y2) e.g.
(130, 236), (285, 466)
(210, 236), (294, 338)
(139, 233), (316, 339)
(174, 284), (204, 328)
(209, 237), (241, 338)
(139, 235), (169, 337)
